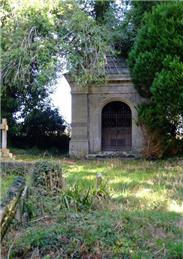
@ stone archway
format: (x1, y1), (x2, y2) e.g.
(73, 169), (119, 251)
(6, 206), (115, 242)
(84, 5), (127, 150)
(101, 101), (132, 151)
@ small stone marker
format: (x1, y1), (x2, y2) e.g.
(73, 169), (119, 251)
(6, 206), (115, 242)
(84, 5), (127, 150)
(0, 118), (13, 159)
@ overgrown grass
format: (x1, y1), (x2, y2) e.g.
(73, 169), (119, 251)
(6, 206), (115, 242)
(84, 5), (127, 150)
(2, 153), (183, 258)
(0, 174), (17, 201)
(62, 159), (183, 214)
(10, 147), (67, 161)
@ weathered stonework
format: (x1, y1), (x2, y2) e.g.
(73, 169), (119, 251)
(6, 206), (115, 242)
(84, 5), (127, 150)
(0, 118), (14, 159)
(68, 55), (145, 158)
(69, 73), (145, 157)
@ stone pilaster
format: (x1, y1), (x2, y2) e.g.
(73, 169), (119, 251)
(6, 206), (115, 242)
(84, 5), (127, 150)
(69, 87), (89, 157)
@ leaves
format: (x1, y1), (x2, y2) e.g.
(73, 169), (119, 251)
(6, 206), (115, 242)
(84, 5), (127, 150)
(32, 160), (63, 192)
(1, 0), (112, 133)
(129, 2), (183, 157)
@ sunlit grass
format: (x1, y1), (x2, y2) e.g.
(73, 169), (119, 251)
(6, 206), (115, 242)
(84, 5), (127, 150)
(2, 151), (183, 258)
(0, 175), (17, 201)
(62, 159), (183, 215)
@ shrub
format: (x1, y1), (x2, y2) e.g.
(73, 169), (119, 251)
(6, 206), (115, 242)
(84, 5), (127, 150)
(32, 161), (63, 193)
(128, 2), (183, 157)
(10, 133), (70, 154)
(60, 183), (110, 212)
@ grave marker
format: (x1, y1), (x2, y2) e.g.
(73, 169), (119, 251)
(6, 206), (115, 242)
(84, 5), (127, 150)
(0, 118), (13, 159)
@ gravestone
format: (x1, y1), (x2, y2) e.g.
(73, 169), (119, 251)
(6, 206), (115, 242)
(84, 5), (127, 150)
(0, 118), (13, 159)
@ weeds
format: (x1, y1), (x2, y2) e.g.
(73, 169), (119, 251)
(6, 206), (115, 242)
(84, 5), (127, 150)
(1, 157), (183, 258)
(32, 161), (63, 193)
(60, 183), (110, 211)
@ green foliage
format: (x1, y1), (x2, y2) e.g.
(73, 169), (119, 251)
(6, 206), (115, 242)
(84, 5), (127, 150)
(32, 160), (63, 192)
(21, 107), (66, 137)
(60, 183), (110, 211)
(0, 175), (17, 201)
(128, 1), (162, 37)
(1, 0), (111, 135)
(128, 2), (183, 157)
(93, 0), (111, 23)
(63, 2), (111, 87)
(113, 1), (161, 57)
(1, 0), (61, 128)
(9, 110), (70, 151)
(61, 185), (94, 211)
(167, 241), (183, 258)
(0, 162), (32, 200)
(3, 158), (183, 258)
(129, 2), (183, 97)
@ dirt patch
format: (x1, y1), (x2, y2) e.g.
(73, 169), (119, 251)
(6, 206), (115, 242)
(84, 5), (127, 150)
(176, 218), (183, 230)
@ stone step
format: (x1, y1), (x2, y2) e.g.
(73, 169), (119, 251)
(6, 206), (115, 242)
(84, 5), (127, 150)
(86, 151), (142, 160)
(0, 148), (15, 160)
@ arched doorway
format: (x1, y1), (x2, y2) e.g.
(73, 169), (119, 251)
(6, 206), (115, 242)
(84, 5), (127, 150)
(102, 101), (132, 151)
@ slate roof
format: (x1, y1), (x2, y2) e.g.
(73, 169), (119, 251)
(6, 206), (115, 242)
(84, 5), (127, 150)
(66, 55), (131, 86)
(105, 55), (129, 75)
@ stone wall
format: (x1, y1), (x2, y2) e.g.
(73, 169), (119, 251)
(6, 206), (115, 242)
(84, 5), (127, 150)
(69, 87), (89, 156)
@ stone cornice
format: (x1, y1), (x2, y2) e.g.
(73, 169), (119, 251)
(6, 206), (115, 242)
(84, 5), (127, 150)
(66, 73), (132, 92)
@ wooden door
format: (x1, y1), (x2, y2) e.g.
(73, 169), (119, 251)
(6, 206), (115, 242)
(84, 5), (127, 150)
(102, 102), (132, 151)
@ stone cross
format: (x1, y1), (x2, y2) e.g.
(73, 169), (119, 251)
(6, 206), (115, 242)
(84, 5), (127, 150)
(0, 118), (8, 149)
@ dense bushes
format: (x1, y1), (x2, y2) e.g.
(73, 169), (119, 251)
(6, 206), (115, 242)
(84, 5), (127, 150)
(9, 107), (70, 154)
(10, 134), (70, 154)
(128, 2), (183, 158)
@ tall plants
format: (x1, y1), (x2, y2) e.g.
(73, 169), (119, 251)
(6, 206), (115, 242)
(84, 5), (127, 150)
(128, 2), (183, 157)
(1, 0), (110, 134)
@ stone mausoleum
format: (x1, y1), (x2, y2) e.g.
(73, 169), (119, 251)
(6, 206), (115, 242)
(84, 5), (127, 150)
(69, 56), (145, 157)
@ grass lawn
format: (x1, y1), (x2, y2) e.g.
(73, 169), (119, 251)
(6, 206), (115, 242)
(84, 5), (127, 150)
(0, 174), (17, 201)
(2, 153), (183, 258)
